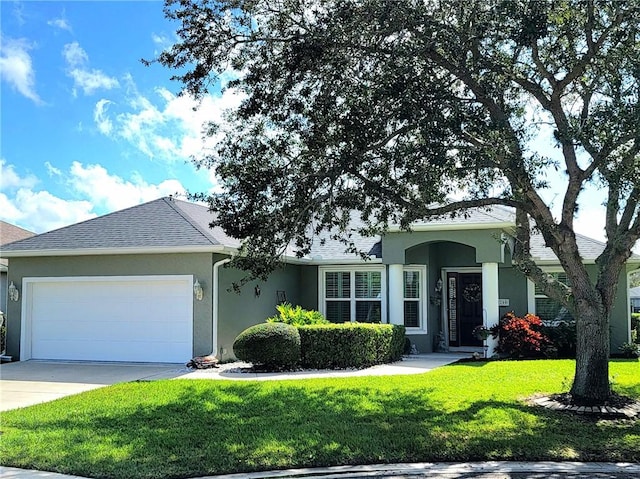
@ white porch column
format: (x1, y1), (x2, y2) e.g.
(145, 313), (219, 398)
(388, 264), (404, 325)
(482, 262), (500, 358)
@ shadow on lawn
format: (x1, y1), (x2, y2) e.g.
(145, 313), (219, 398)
(5, 379), (638, 479)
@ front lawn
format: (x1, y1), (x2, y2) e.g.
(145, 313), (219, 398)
(1, 360), (638, 479)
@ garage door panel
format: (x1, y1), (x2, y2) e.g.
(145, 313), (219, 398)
(33, 339), (191, 363)
(32, 318), (192, 344)
(28, 277), (193, 363)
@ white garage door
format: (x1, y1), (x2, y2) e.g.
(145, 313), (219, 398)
(25, 276), (193, 363)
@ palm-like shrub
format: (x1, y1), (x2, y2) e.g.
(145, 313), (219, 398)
(266, 303), (328, 326)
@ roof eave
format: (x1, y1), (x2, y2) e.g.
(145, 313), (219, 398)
(305, 257), (383, 265)
(387, 221), (515, 233)
(0, 245), (232, 258)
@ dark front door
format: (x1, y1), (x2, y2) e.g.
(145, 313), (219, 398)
(447, 272), (483, 347)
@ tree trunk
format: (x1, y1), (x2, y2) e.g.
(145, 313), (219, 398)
(570, 302), (611, 404)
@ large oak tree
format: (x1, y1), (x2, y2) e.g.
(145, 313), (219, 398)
(153, 0), (640, 403)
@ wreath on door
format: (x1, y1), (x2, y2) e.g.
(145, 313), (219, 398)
(462, 283), (482, 303)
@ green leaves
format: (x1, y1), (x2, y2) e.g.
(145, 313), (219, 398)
(158, 1), (638, 294)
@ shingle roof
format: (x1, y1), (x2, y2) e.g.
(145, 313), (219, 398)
(528, 231), (601, 262)
(409, 204), (516, 227)
(0, 221), (35, 267)
(1, 198), (636, 265)
(308, 217), (381, 261)
(0, 197), (236, 254)
(1, 222), (35, 245)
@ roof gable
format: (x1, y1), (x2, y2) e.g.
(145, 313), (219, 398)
(1, 197), (234, 254)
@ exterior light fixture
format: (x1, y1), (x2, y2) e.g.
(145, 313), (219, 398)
(435, 278), (443, 293)
(193, 279), (204, 301)
(254, 285), (261, 297)
(8, 281), (19, 302)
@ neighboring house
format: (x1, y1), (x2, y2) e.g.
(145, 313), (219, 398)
(631, 286), (640, 313)
(1, 197), (638, 363)
(0, 221), (36, 315)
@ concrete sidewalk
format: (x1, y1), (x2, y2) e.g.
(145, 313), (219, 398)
(3, 461), (640, 479)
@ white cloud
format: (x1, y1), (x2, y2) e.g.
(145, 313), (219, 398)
(95, 84), (244, 163)
(0, 37), (43, 104)
(151, 32), (174, 53)
(68, 161), (186, 212)
(0, 189), (96, 234)
(0, 160), (188, 233)
(45, 161), (62, 177)
(0, 159), (38, 189)
(94, 99), (114, 135)
(62, 42), (88, 66)
(62, 42), (119, 96)
(0, 160), (94, 233)
(48, 16), (72, 32)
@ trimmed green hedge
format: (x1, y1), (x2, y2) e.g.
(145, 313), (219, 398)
(233, 322), (301, 370)
(298, 323), (405, 369)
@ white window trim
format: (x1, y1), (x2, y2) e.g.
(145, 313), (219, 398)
(318, 265), (387, 323)
(403, 265), (428, 333)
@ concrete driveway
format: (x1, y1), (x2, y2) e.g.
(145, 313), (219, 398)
(0, 361), (187, 411)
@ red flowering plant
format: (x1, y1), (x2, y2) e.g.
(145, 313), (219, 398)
(493, 312), (551, 358)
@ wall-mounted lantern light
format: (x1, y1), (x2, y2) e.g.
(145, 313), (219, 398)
(254, 285), (261, 298)
(435, 278), (443, 293)
(8, 281), (19, 302)
(193, 279), (204, 301)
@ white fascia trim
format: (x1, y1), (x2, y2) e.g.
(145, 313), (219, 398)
(307, 258), (383, 265)
(387, 221), (513, 232)
(531, 259), (596, 265)
(2, 245), (231, 258)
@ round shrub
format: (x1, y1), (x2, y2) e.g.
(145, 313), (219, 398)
(233, 322), (301, 370)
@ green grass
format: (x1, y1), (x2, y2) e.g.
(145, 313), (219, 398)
(1, 359), (639, 479)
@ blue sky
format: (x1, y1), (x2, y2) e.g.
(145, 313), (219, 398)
(0, 1), (626, 251)
(1, 0), (242, 233)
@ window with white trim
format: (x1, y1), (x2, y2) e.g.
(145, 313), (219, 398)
(321, 267), (385, 323)
(533, 272), (574, 323)
(403, 266), (426, 330)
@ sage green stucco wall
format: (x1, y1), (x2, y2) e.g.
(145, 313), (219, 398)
(298, 265), (319, 311)
(6, 253), (320, 362)
(381, 229), (632, 353)
(5, 253), (214, 361)
(216, 262), (316, 361)
(496, 266), (529, 316)
(384, 229), (505, 264)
